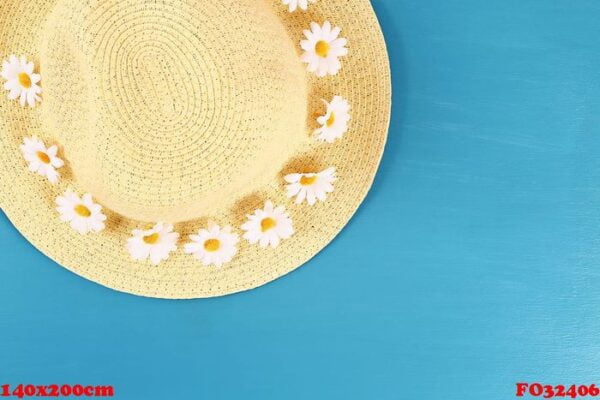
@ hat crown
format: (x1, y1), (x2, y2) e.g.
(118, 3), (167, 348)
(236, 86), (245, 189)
(40, 0), (308, 222)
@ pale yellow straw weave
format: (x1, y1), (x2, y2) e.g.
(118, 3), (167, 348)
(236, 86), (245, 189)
(0, 0), (391, 298)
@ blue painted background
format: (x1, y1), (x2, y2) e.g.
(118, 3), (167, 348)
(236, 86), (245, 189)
(2, 0), (600, 398)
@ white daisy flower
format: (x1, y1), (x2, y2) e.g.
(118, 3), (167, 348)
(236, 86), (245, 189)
(127, 222), (179, 266)
(300, 21), (348, 77)
(20, 136), (64, 183)
(56, 191), (107, 234)
(315, 96), (351, 143)
(282, 0), (316, 12)
(184, 224), (239, 267)
(285, 167), (337, 205)
(241, 201), (294, 248)
(1, 55), (42, 107)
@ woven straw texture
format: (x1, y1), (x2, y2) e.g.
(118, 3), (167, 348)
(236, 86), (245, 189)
(0, 0), (391, 298)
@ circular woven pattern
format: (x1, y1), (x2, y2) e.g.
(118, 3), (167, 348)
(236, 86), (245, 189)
(0, 0), (391, 298)
(40, 0), (309, 222)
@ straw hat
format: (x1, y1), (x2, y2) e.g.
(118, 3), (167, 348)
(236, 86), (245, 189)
(0, 0), (390, 298)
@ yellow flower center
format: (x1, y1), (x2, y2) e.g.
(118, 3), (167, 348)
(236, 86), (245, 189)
(204, 239), (221, 252)
(18, 72), (31, 89)
(315, 40), (330, 58)
(300, 175), (317, 186)
(261, 217), (277, 232)
(143, 233), (160, 245)
(74, 204), (91, 218)
(36, 151), (50, 164)
(326, 112), (336, 127)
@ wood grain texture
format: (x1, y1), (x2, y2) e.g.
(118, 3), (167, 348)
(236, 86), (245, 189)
(1, 0), (599, 398)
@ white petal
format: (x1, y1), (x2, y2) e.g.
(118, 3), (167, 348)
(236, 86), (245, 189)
(24, 60), (34, 74)
(259, 236), (270, 248)
(284, 173), (301, 183)
(240, 221), (254, 231)
(51, 157), (64, 168)
(46, 168), (59, 184)
(28, 160), (41, 172)
(274, 205), (286, 215)
(128, 241), (150, 260)
(264, 200), (274, 212)
(71, 218), (88, 234)
(307, 190), (317, 206)
(184, 242), (201, 254)
(316, 63), (328, 77)
(244, 230), (259, 244)
(286, 183), (302, 198)
(315, 189), (327, 202)
(303, 30), (315, 42)
(26, 91), (37, 107)
(91, 220), (105, 232)
(269, 235), (281, 248)
(321, 21), (332, 36)
(149, 250), (165, 266)
(322, 182), (334, 193)
(4, 79), (18, 91)
(8, 87), (20, 100)
(296, 188), (307, 204)
(310, 22), (322, 35)
(300, 40), (313, 52)
(327, 27), (342, 42)
(19, 91), (27, 106)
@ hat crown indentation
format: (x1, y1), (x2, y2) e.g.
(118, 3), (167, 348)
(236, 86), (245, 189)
(39, 0), (309, 223)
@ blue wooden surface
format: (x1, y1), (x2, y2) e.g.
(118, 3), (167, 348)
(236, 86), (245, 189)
(2, 0), (600, 398)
